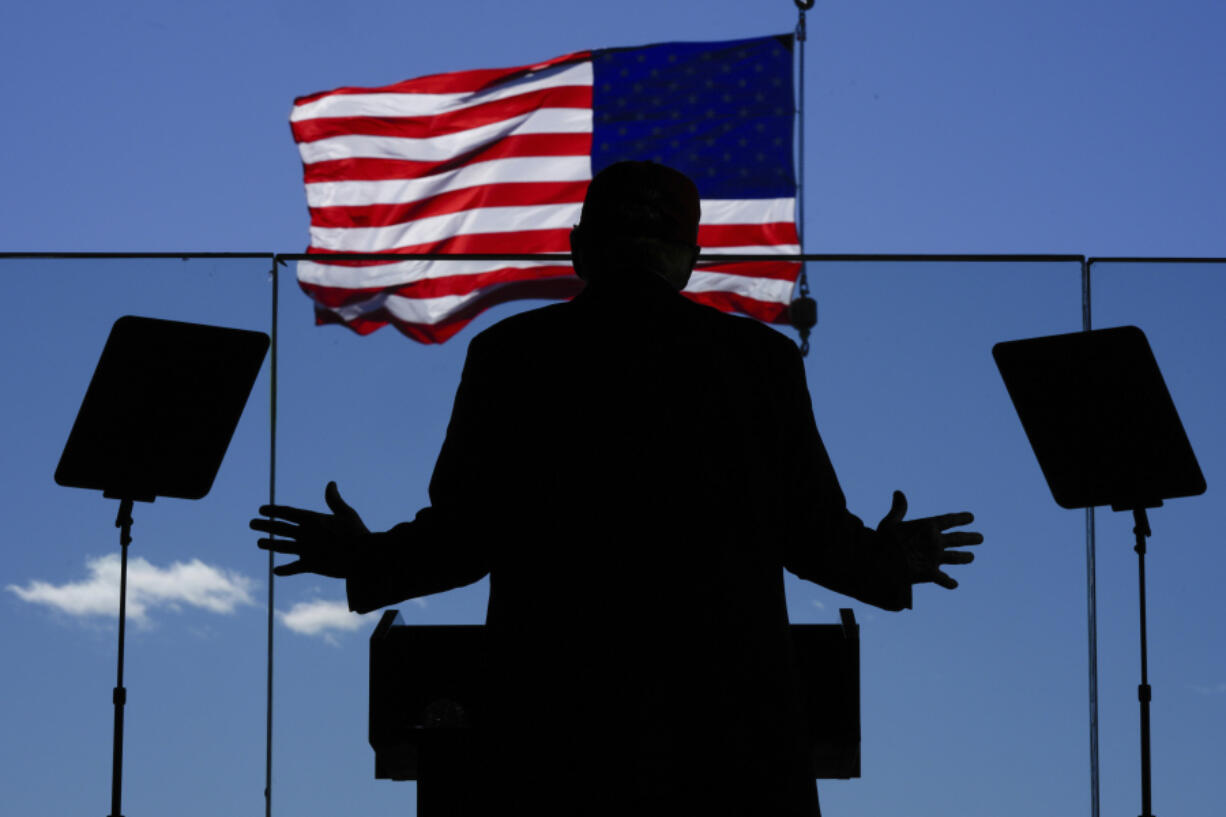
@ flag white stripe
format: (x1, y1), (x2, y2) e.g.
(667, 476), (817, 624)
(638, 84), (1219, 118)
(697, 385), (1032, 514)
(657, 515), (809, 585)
(298, 258), (564, 288)
(305, 156), (593, 208)
(296, 244), (799, 290)
(684, 270), (796, 303)
(291, 62), (594, 122)
(701, 198), (794, 225)
(308, 208), (794, 253)
(307, 198), (794, 252)
(329, 290), (485, 326)
(309, 203), (584, 252)
(383, 292), (473, 325)
(298, 108), (593, 165)
(307, 163), (789, 218)
(316, 268), (795, 328)
(699, 244), (801, 255)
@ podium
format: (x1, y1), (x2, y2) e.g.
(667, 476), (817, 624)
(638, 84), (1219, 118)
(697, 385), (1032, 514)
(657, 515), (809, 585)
(370, 609), (861, 813)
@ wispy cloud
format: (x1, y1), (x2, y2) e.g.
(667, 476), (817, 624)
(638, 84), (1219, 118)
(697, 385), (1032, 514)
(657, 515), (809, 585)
(1188, 682), (1226, 696)
(278, 599), (377, 645)
(7, 554), (256, 627)
(278, 596), (427, 644)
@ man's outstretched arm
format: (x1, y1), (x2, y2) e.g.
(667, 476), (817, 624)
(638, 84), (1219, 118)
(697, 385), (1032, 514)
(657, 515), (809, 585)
(251, 332), (504, 613)
(775, 341), (982, 608)
(785, 489), (981, 611)
(250, 482), (489, 613)
(252, 481), (368, 579)
(875, 489), (981, 591)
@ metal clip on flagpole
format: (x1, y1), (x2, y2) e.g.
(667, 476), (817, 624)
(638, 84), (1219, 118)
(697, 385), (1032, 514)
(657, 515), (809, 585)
(994, 325), (1205, 817)
(788, 0), (818, 355)
(55, 315), (269, 817)
(1132, 506), (1155, 817)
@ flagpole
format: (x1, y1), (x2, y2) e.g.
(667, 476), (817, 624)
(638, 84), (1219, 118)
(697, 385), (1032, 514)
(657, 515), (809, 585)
(790, 0), (818, 355)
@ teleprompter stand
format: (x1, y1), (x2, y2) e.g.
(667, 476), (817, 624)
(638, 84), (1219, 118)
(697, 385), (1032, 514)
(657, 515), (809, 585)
(994, 325), (1205, 817)
(55, 316), (268, 817)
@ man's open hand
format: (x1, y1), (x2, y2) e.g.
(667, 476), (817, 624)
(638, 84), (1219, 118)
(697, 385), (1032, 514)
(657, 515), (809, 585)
(250, 481), (369, 578)
(877, 490), (982, 589)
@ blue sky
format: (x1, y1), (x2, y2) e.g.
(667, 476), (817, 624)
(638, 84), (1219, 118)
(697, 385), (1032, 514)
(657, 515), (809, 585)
(2, 2), (1222, 816)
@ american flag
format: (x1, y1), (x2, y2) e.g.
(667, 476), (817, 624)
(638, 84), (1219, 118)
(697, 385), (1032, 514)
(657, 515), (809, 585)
(291, 35), (800, 343)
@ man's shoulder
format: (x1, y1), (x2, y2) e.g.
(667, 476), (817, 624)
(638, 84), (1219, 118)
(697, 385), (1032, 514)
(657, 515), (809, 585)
(468, 295), (798, 360)
(708, 303), (795, 343)
(686, 298), (800, 357)
(470, 301), (573, 347)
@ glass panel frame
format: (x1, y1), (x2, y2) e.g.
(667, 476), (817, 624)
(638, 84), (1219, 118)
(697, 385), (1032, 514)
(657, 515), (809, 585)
(0, 255), (274, 817)
(9, 251), (1220, 816)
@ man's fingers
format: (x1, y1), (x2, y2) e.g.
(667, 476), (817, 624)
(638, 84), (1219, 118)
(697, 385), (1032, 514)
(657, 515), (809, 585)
(940, 550), (975, 565)
(324, 481), (353, 516)
(256, 537), (305, 555)
(273, 556), (311, 576)
(933, 571), (958, 590)
(942, 531), (984, 547)
(249, 518), (306, 539)
(878, 490), (908, 529)
(257, 504), (324, 524)
(922, 511), (975, 531)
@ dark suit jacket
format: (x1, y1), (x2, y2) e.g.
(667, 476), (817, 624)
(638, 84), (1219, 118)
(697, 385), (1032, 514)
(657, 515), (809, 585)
(347, 270), (911, 815)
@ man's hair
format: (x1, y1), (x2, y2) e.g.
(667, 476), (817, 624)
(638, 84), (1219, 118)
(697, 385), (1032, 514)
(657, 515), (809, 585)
(573, 161), (701, 286)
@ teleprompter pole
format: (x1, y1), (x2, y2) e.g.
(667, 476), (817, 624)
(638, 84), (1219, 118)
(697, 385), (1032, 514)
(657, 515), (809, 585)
(1132, 508), (1155, 817)
(109, 499), (134, 817)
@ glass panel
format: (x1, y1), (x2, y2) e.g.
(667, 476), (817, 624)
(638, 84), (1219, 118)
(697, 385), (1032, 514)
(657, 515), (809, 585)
(0, 257), (272, 816)
(277, 257), (1092, 813)
(8, 255), (1130, 815)
(800, 261), (1089, 814)
(1087, 262), (1225, 817)
(275, 263), (529, 815)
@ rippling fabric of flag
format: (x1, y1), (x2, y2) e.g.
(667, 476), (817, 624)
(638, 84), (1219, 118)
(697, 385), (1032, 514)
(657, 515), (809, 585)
(291, 34), (800, 343)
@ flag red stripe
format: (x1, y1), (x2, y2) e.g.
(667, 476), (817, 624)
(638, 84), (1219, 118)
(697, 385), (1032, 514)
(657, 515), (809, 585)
(695, 261), (802, 281)
(301, 261), (796, 305)
(313, 276), (585, 343)
(697, 222), (799, 248)
(302, 134), (593, 184)
(293, 51), (592, 106)
(684, 290), (790, 324)
(306, 228), (800, 258)
(306, 229), (573, 257)
(300, 264), (578, 305)
(309, 181), (588, 228)
(308, 191), (795, 245)
(292, 86), (592, 144)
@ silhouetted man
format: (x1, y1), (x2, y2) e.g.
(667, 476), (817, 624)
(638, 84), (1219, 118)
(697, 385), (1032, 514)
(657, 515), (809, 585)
(253, 161), (981, 816)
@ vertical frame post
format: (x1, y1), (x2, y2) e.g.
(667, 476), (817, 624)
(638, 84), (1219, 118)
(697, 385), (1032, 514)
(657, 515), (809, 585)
(1081, 258), (1100, 817)
(265, 258), (280, 817)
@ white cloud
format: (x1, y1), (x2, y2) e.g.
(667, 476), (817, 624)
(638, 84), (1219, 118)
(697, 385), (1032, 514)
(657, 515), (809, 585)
(278, 599), (378, 645)
(7, 554), (256, 627)
(1189, 682), (1226, 696)
(812, 599), (826, 610)
(277, 596), (427, 643)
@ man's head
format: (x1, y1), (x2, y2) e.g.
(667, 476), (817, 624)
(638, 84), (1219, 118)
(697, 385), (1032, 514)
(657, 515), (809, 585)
(570, 161), (701, 290)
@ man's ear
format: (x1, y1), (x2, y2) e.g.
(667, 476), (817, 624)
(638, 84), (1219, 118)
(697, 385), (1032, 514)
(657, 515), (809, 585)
(569, 226), (589, 282)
